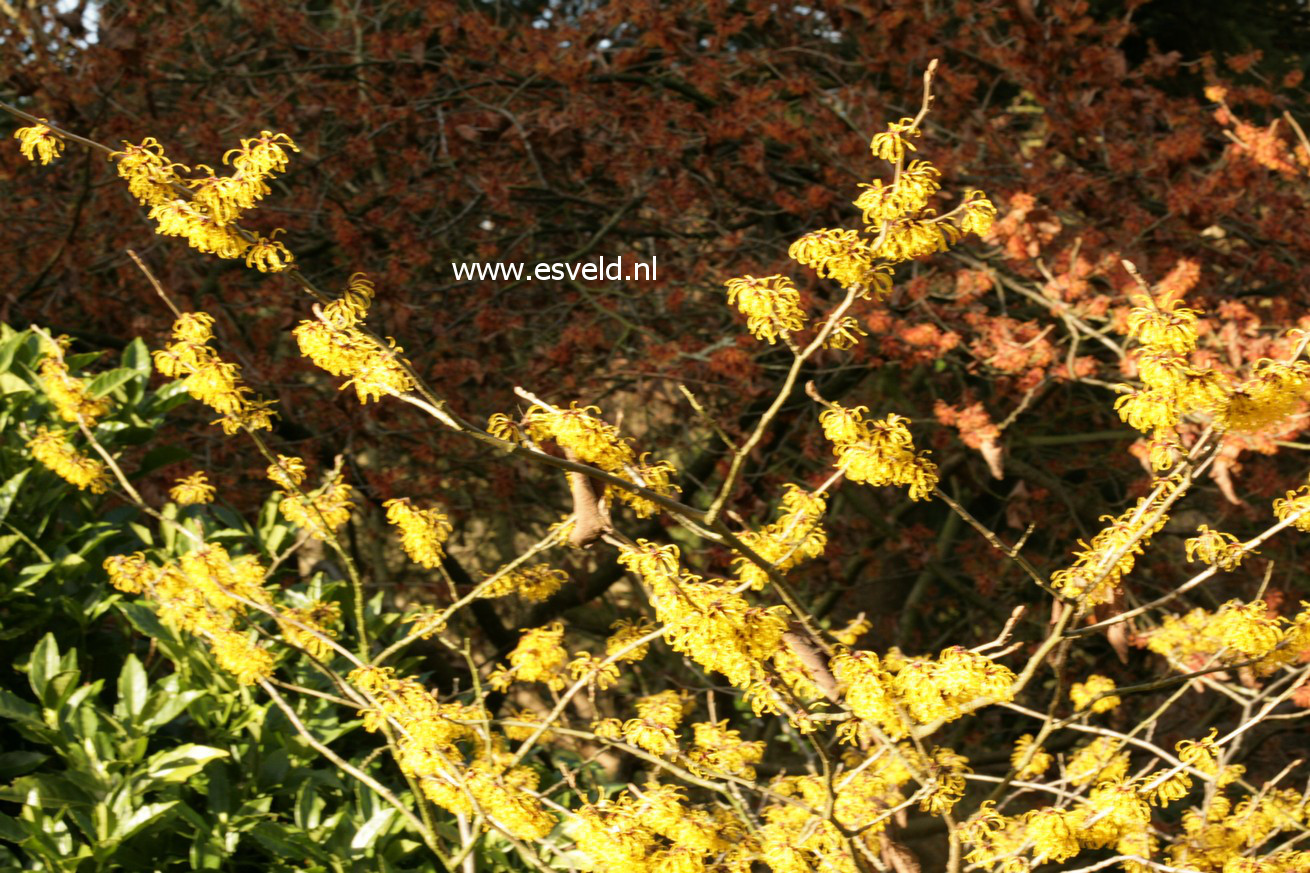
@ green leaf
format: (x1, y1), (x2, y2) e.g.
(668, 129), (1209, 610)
(114, 800), (177, 842)
(0, 469), (29, 528)
(0, 372), (31, 394)
(0, 751), (48, 781)
(0, 687), (42, 728)
(116, 655), (147, 721)
(0, 329), (27, 374)
(145, 745), (229, 785)
(28, 633), (60, 701)
(121, 338), (151, 378)
(85, 368), (137, 399)
(350, 808), (396, 851)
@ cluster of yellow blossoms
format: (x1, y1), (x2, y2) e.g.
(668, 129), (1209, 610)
(488, 620), (570, 691)
(573, 782), (746, 872)
(26, 336), (113, 493)
(267, 456), (354, 542)
(106, 131), (295, 271)
(37, 335), (111, 425)
(13, 120), (64, 164)
(169, 471), (216, 506)
(618, 540), (790, 699)
(27, 426), (110, 494)
(478, 563), (567, 601)
(492, 402), (679, 518)
(723, 274), (806, 344)
(1185, 523), (1250, 570)
(152, 312), (275, 434)
(292, 274), (416, 403)
(382, 496), (452, 569)
(722, 113), (992, 352)
(1147, 598), (1310, 677)
(349, 666), (556, 841)
(819, 403), (939, 500)
(1117, 294), (1310, 448)
(968, 728), (1309, 873)
(1049, 479), (1177, 605)
(733, 483), (828, 590)
(1273, 472), (1310, 531)
(103, 544), (282, 684)
(1069, 674), (1120, 713)
(830, 645), (1015, 740)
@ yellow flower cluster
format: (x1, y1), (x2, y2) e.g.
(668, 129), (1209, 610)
(870, 117), (921, 162)
(1147, 598), (1310, 677)
(108, 132), (295, 270)
(1049, 483), (1175, 605)
(831, 646), (1015, 739)
(1067, 736), (1130, 787)
(972, 731), (1306, 873)
(573, 783), (746, 873)
(478, 563), (566, 601)
(37, 336), (111, 425)
(13, 120), (63, 165)
(819, 404), (938, 500)
(621, 690), (693, 756)
(1273, 474), (1310, 531)
(684, 719), (766, 780)
(723, 274), (806, 343)
(967, 776), (1161, 869)
(349, 666), (556, 840)
(1185, 524), (1249, 570)
(27, 427), (110, 494)
(567, 650), (621, 691)
(604, 616), (657, 662)
(152, 312), (274, 435)
(266, 454), (306, 490)
(292, 275), (416, 403)
(1168, 787), (1308, 871)
(733, 483), (828, 590)
(276, 466), (354, 542)
(275, 601), (341, 660)
(1115, 295), (1228, 463)
(855, 160), (940, 223)
(382, 497), (452, 569)
(618, 540), (789, 691)
(1217, 357), (1310, 434)
(102, 545), (274, 684)
(788, 228), (888, 289)
(488, 621), (571, 691)
(519, 402), (679, 518)
(1010, 733), (1053, 779)
(169, 471), (215, 506)
(1070, 674), (1121, 713)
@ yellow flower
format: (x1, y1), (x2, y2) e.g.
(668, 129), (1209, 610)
(1070, 674), (1121, 713)
(723, 274), (806, 344)
(208, 627), (275, 685)
(222, 130), (299, 178)
(37, 339), (112, 426)
(1011, 734), (1052, 779)
(383, 497), (452, 568)
(276, 601), (341, 660)
(13, 120), (64, 165)
(1185, 524), (1248, 570)
(280, 473), (354, 541)
(870, 117), (921, 163)
(488, 621), (570, 691)
(170, 471), (216, 505)
(244, 231), (294, 272)
(28, 427), (110, 493)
